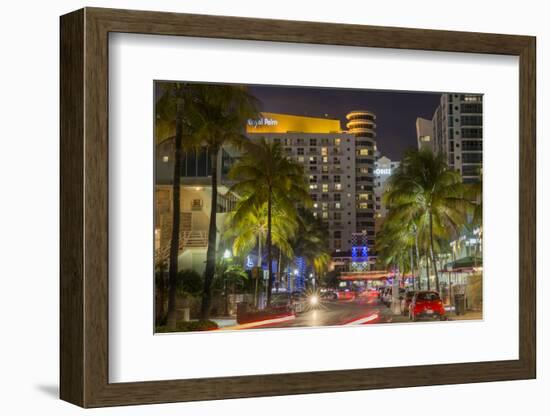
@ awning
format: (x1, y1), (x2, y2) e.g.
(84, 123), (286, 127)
(442, 256), (483, 273)
(340, 271), (414, 281)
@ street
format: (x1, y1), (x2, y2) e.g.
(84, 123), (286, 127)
(254, 294), (394, 329)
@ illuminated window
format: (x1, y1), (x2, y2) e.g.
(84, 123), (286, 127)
(420, 135), (431, 142)
(322, 212), (329, 219)
(313, 203), (318, 209)
(334, 138), (341, 146)
(309, 184), (318, 190)
(359, 193), (370, 200)
(359, 149), (370, 156)
(309, 156), (317, 163)
(297, 156), (304, 162)
(321, 147), (328, 156)
(322, 184), (329, 193)
(322, 165), (329, 173)
(322, 202), (328, 210)
(335, 202), (341, 209)
(334, 183), (342, 191)
(359, 202), (369, 209)
(322, 156), (329, 163)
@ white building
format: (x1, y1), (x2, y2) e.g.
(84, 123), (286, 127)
(418, 93), (483, 183)
(416, 117), (433, 150)
(374, 156), (400, 219)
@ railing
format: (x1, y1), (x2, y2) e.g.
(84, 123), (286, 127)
(155, 230), (208, 265)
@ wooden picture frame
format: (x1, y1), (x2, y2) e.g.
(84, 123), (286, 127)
(60, 7), (536, 408)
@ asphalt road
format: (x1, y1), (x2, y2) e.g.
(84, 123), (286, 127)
(260, 294), (394, 329)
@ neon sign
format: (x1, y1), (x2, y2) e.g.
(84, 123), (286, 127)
(374, 168), (392, 175)
(247, 117), (279, 128)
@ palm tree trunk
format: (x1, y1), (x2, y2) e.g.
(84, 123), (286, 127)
(277, 248), (282, 292)
(166, 98), (184, 329)
(425, 254), (431, 291)
(257, 236), (262, 267)
(428, 211), (440, 293)
(201, 147), (219, 319)
(414, 227), (421, 290)
(155, 264), (167, 325)
(266, 189), (274, 307)
(409, 247), (414, 289)
(254, 236), (262, 307)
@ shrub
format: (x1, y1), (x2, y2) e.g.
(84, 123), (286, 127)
(176, 269), (203, 297)
(156, 319), (219, 333)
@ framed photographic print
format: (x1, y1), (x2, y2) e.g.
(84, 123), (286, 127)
(60, 7), (536, 408)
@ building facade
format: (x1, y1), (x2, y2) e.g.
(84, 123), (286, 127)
(346, 111), (378, 251)
(155, 139), (238, 273)
(373, 156), (400, 231)
(246, 111), (377, 255)
(415, 117), (433, 151)
(417, 93), (483, 183)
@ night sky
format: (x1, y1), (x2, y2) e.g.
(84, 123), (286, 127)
(248, 84), (442, 161)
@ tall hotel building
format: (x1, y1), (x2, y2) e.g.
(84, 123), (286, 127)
(246, 111), (377, 254)
(417, 93), (483, 183)
(373, 156), (400, 232)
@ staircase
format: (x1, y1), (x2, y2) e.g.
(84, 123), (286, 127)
(155, 212), (208, 266)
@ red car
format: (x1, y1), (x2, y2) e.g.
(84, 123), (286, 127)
(400, 290), (417, 316)
(409, 291), (446, 321)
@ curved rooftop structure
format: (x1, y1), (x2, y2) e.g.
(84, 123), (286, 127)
(345, 110), (377, 137)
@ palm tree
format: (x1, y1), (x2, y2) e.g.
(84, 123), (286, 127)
(385, 149), (472, 293)
(228, 139), (311, 306)
(377, 219), (418, 289)
(185, 85), (260, 320)
(291, 208), (331, 285)
(224, 202), (297, 263)
(223, 202), (298, 305)
(465, 172), (483, 266)
(155, 83), (197, 328)
(155, 83), (259, 323)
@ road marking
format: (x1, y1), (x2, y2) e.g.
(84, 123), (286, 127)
(343, 313), (379, 325)
(218, 314), (296, 330)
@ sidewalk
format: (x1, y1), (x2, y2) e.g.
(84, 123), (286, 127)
(214, 313), (296, 330)
(447, 310), (483, 321)
(386, 309), (482, 323)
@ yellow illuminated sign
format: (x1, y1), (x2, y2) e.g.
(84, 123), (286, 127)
(246, 112), (342, 134)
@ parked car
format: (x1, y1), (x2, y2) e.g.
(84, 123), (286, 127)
(290, 291), (322, 313)
(270, 293), (293, 312)
(401, 290), (417, 316)
(409, 291), (447, 321)
(321, 289), (337, 301)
